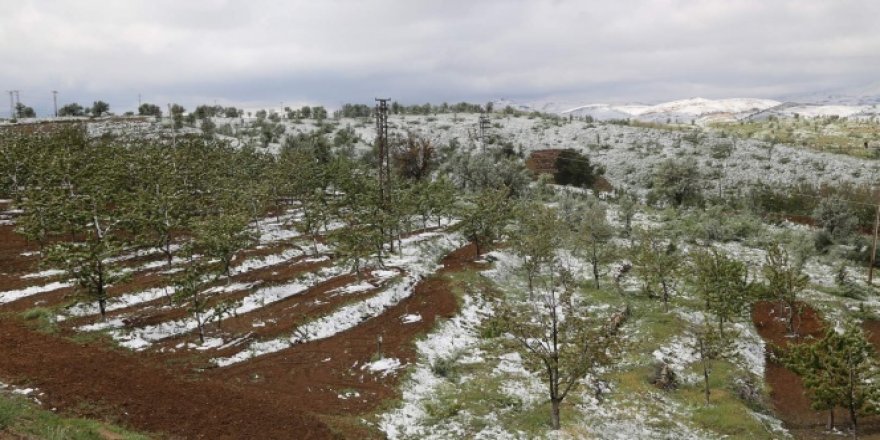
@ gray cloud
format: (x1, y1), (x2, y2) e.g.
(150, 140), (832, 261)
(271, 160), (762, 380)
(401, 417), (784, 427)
(2, 0), (879, 116)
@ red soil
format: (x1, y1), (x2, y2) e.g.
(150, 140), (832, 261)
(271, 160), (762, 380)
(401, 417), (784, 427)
(0, 213), (480, 438)
(753, 301), (880, 438)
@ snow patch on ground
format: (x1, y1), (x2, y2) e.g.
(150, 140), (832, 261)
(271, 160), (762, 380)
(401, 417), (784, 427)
(212, 232), (462, 366)
(0, 281), (73, 304)
(362, 357), (405, 377)
(379, 293), (495, 439)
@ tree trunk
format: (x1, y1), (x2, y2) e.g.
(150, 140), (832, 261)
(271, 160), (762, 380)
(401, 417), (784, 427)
(701, 339), (710, 404)
(550, 398), (561, 430)
(196, 312), (205, 344)
(828, 408), (834, 431)
(849, 361), (858, 438)
(592, 260), (600, 289)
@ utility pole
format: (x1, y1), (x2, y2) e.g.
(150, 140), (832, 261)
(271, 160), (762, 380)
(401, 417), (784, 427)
(375, 97), (392, 252)
(478, 113), (491, 149)
(870, 202), (880, 284)
(52, 90), (58, 117)
(12, 90), (20, 118)
(375, 98), (390, 197)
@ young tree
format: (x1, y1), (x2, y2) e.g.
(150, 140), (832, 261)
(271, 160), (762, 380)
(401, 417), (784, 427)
(510, 202), (561, 296)
(192, 213), (256, 282)
(172, 260), (215, 344)
(501, 263), (619, 429)
(632, 229), (682, 311)
(392, 134), (435, 181)
(813, 198), (859, 243)
(454, 187), (512, 258)
(784, 323), (880, 433)
(691, 322), (734, 404)
(617, 192), (637, 238)
(691, 248), (752, 336)
(651, 159), (702, 207)
(577, 201), (615, 289)
(761, 244), (809, 335)
(37, 133), (132, 318)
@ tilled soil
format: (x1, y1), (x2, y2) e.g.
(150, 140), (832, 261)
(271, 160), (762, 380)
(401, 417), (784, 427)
(0, 318), (334, 439)
(0, 215), (478, 438)
(752, 300), (880, 439)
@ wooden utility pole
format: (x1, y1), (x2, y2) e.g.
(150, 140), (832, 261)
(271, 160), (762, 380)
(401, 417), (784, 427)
(478, 114), (490, 148)
(375, 98), (393, 252)
(11, 90), (19, 118)
(375, 98), (390, 198)
(870, 202), (880, 284)
(52, 90), (58, 117)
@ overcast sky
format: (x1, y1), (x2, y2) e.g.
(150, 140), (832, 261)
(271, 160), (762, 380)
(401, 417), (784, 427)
(2, 0), (879, 116)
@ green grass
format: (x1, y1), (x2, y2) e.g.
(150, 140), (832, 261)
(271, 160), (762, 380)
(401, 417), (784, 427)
(20, 307), (58, 333)
(678, 362), (777, 439)
(0, 392), (152, 439)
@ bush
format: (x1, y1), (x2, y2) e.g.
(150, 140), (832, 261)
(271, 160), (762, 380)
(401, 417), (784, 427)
(650, 159), (703, 207)
(553, 149), (604, 188)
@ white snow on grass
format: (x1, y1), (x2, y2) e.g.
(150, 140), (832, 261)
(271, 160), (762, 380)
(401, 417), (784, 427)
(0, 281), (72, 304)
(379, 294), (494, 439)
(212, 231), (462, 367)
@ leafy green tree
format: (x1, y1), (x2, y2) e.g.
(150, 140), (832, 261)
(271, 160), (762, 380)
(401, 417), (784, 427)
(691, 322), (734, 404)
(192, 213), (256, 281)
(813, 198), (859, 243)
(617, 192), (637, 237)
(172, 260), (216, 344)
(761, 244), (809, 335)
(501, 263), (618, 430)
(553, 149), (603, 188)
(511, 202), (561, 296)
(14, 103), (36, 118)
(91, 101), (110, 117)
(454, 188), (512, 258)
(170, 104), (186, 129)
(691, 248), (752, 336)
(784, 323), (880, 433)
(392, 134), (435, 181)
(577, 200), (615, 289)
(58, 103), (85, 117)
(651, 159), (702, 207)
(632, 229), (682, 311)
(29, 128), (133, 318)
(312, 106), (328, 121)
(138, 103), (162, 117)
(300, 106), (312, 119)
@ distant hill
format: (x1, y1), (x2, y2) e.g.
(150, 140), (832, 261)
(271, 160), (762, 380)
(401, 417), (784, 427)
(494, 86), (880, 122)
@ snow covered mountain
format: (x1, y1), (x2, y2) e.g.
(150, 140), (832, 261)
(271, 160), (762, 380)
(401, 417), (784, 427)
(559, 98), (781, 123)
(496, 92), (880, 123)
